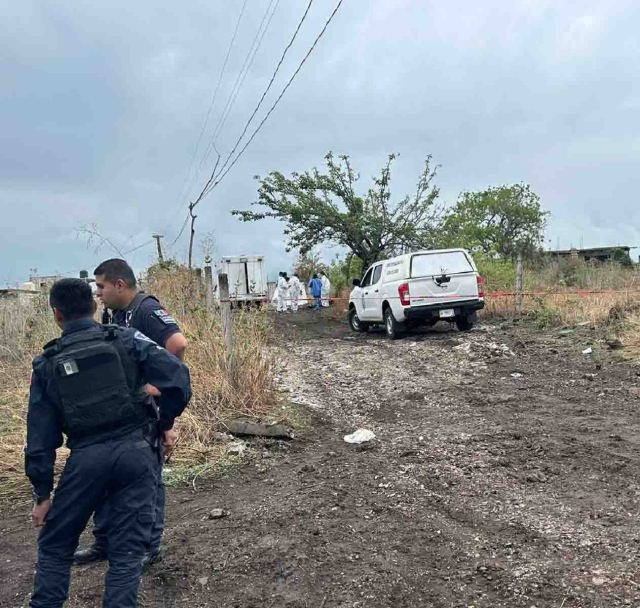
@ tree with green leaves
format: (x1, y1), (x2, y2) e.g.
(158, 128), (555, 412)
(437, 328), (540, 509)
(439, 184), (548, 259)
(232, 152), (442, 270)
(611, 248), (634, 268)
(293, 249), (325, 284)
(326, 253), (363, 294)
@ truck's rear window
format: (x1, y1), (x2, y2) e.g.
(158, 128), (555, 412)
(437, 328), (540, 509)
(411, 252), (473, 277)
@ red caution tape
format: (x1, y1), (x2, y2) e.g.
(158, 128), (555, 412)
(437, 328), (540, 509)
(218, 288), (640, 305)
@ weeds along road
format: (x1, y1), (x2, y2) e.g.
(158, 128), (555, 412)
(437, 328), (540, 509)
(2, 311), (640, 607)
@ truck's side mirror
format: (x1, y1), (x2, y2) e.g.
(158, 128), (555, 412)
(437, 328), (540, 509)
(352, 278), (361, 287)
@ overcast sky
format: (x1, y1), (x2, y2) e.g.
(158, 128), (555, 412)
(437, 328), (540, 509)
(2, 0), (640, 285)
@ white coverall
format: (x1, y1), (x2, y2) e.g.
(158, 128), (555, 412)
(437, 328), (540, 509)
(289, 276), (301, 312)
(321, 274), (331, 307)
(276, 276), (288, 312)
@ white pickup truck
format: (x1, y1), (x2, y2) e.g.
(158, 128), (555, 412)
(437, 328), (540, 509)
(348, 249), (485, 339)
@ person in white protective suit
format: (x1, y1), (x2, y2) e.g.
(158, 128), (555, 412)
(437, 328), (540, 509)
(320, 271), (331, 307)
(283, 273), (292, 312)
(289, 273), (301, 313)
(276, 272), (288, 313)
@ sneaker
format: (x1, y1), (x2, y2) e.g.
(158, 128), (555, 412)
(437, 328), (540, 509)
(73, 545), (107, 566)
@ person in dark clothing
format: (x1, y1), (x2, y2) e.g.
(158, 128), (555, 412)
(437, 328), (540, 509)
(95, 258), (187, 359)
(74, 258), (188, 568)
(26, 278), (191, 608)
(309, 274), (323, 310)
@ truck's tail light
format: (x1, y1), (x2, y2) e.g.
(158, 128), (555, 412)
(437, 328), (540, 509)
(477, 275), (485, 298)
(398, 283), (410, 306)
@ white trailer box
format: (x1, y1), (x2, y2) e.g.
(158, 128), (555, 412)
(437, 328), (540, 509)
(217, 255), (268, 303)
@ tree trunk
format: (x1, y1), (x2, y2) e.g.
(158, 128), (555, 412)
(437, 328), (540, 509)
(344, 253), (353, 283)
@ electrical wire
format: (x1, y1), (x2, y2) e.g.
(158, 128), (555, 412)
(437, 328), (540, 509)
(188, 0), (279, 208)
(164, 0), (250, 234)
(208, 0), (280, 152)
(201, 0), (346, 200)
(193, 0), (316, 205)
(169, 212), (191, 247)
(57, 239), (156, 278)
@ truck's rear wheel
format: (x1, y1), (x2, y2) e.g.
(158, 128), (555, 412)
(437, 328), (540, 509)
(456, 316), (474, 332)
(348, 308), (369, 333)
(384, 307), (403, 340)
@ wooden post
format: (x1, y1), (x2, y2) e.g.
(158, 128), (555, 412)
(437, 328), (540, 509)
(152, 234), (164, 263)
(515, 252), (524, 314)
(219, 273), (234, 354)
(204, 265), (213, 310)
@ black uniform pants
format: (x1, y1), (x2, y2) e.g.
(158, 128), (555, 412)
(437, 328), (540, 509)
(92, 444), (166, 553)
(31, 435), (157, 608)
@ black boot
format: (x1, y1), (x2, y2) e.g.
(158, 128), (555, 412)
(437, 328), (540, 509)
(141, 548), (163, 570)
(73, 545), (107, 565)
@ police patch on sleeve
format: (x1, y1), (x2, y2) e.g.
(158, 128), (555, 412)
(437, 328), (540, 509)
(153, 309), (178, 325)
(134, 330), (157, 344)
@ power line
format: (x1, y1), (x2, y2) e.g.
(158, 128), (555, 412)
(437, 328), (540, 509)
(208, 0), (280, 151)
(180, 0), (250, 213)
(58, 239), (156, 278)
(188, 0), (279, 211)
(124, 239), (156, 255)
(201, 0), (346, 199)
(194, 0), (317, 205)
(165, 0), (249, 235)
(169, 212), (191, 247)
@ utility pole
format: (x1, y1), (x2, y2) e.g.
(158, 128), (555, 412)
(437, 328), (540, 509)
(152, 234), (164, 263)
(188, 202), (197, 270)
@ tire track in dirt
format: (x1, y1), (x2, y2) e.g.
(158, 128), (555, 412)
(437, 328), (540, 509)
(3, 313), (640, 607)
(274, 313), (640, 607)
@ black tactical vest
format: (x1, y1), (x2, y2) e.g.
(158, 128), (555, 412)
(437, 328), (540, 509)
(43, 325), (152, 440)
(102, 292), (159, 327)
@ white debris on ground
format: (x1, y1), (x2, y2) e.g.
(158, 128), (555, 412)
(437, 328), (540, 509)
(226, 441), (247, 456)
(344, 429), (376, 444)
(454, 339), (516, 358)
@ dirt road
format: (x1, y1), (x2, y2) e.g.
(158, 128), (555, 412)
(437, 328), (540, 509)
(2, 312), (640, 607)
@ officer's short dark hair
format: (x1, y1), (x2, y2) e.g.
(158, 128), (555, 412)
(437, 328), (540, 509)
(93, 258), (137, 288)
(50, 279), (95, 321)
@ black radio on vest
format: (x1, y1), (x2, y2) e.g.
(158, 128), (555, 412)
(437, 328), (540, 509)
(43, 325), (151, 439)
(101, 307), (112, 325)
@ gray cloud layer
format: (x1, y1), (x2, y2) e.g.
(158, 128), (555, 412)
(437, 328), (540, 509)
(2, 0), (640, 284)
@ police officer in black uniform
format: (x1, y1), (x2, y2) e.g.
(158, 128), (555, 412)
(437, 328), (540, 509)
(26, 278), (191, 607)
(74, 258), (187, 568)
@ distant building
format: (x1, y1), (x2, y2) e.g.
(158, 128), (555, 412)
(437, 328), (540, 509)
(548, 246), (635, 264)
(0, 287), (40, 304)
(26, 271), (93, 292)
(29, 274), (61, 291)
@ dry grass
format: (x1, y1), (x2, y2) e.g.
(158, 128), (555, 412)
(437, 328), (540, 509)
(484, 291), (639, 327)
(168, 309), (278, 466)
(3, 261), (639, 504)
(480, 260), (640, 327)
(0, 266), (283, 505)
(0, 295), (60, 504)
(615, 311), (640, 364)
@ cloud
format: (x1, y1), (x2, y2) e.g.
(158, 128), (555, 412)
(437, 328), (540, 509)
(2, 0), (640, 285)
